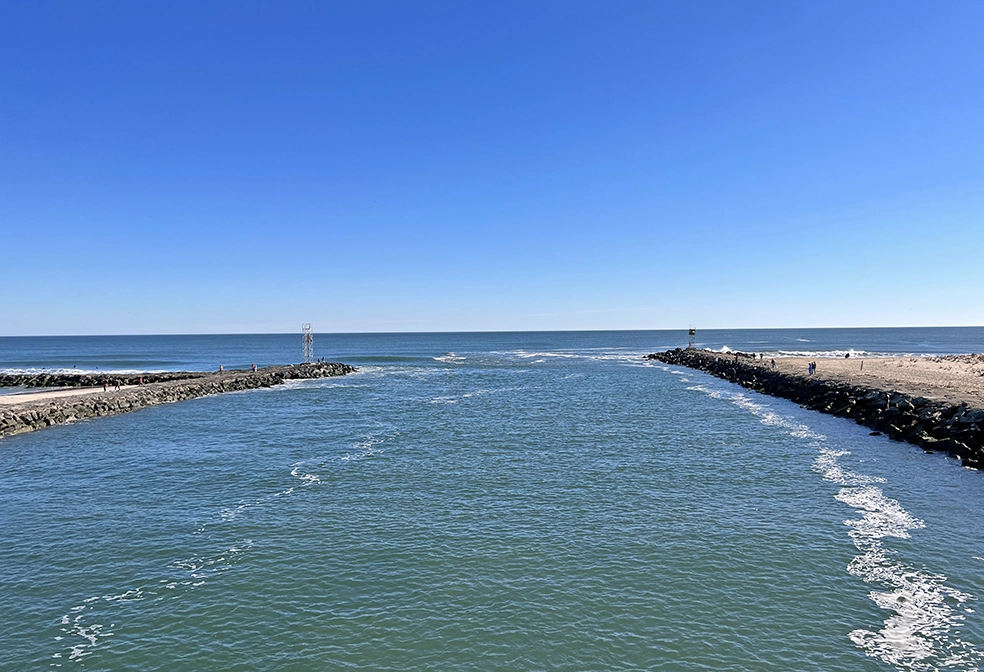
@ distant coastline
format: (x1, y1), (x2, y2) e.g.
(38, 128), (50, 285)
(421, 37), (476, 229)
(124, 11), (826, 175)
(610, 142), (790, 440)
(648, 349), (984, 469)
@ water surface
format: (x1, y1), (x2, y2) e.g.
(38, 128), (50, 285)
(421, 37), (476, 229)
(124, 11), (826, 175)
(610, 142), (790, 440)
(1, 330), (982, 670)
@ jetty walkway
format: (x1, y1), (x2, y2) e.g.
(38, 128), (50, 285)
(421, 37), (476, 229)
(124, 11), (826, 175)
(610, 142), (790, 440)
(0, 362), (356, 440)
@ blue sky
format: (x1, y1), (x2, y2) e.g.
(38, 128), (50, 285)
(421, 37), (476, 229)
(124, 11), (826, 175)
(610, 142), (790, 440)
(2, 1), (982, 335)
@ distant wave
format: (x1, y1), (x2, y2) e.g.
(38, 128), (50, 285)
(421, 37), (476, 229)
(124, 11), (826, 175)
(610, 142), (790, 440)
(769, 349), (890, 359)
(433, 352), (466, 364)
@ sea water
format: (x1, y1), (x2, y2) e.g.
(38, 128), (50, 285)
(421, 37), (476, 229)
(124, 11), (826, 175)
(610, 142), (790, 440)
(1, 329), (982, 670)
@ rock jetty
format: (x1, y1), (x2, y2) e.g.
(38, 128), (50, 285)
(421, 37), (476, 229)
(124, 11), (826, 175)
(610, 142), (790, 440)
(647, 349), (984, 469)
(0, 362), (356, 440)
(0, 370), (208, 389)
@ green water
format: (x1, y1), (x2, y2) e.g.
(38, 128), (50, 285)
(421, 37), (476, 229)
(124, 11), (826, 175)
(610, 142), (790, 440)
(2, 331), (983, 670)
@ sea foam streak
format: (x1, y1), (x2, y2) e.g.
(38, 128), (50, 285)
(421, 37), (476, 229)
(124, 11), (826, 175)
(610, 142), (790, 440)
(51, 542), (251, 666)
(52, 428), (396, 665)
(677, 369), (982, 670)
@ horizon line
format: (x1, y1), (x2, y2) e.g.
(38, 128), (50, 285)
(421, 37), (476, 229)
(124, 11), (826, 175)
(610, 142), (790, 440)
(2, 325), (982, 338)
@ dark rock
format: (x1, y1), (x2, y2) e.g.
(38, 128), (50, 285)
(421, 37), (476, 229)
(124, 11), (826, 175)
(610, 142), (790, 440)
(646, 349), (984, 473)
(958, 409), (984, 425)
(0, 362), (357, 440)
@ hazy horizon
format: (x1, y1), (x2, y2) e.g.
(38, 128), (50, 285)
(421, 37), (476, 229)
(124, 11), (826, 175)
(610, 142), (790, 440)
(3, 325), (983, 339)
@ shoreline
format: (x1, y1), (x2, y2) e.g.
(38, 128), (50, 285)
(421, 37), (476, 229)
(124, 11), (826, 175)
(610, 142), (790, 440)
(647, 349), (984, 469)
(0, 362), (356, 440)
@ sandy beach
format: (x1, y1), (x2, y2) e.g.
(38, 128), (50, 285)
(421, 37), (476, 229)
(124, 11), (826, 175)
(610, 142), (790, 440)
(759, 354), (984, 409)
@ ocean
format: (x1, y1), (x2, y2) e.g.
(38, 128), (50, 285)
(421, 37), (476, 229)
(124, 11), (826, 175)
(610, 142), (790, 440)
(1, 328), (983, 670)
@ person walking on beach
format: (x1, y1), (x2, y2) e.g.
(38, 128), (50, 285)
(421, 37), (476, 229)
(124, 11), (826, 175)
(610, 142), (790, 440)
(252, 363), (256, 373)
(103, 379), (108, 392)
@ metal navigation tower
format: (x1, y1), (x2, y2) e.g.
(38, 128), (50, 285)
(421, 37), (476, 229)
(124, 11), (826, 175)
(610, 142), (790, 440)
(302, 323), (314, 363)
(688, 327), (697, 349)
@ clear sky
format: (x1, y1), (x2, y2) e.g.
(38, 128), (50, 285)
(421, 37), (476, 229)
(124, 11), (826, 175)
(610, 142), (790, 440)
(2, 1), (982, 335)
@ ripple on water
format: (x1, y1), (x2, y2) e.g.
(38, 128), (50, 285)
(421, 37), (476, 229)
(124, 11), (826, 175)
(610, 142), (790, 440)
(5, 346), (982, 670)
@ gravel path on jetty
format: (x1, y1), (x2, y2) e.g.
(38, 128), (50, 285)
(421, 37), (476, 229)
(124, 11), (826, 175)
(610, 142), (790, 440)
(648, 349), (984, 469)
(0, 363), (355, 440)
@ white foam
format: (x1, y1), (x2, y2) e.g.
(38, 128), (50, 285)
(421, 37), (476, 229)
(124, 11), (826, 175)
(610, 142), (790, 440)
(509, 350), (581, 360)
(837, 486), (925, 540)
(208, 452), (340, 529)
(488, 349), (650, 366)
(433, 352), (466, 363)
(55, 602), (115, 662)
(340, 434), (386, 461)
(290, 465), (322, 485)
(101, 589), (144, 602)
(768, 348), (891, 359)
(686, 384), (722, 399)
(672, 369), (983, 669)
(691, 346), (921, 359)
